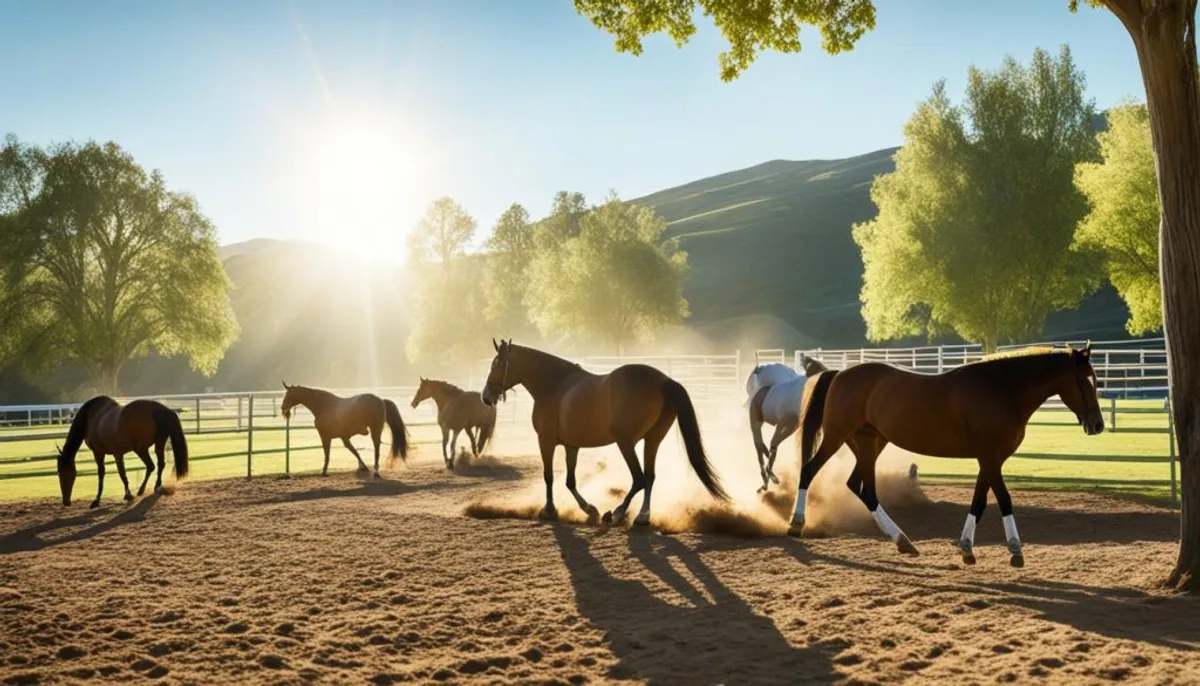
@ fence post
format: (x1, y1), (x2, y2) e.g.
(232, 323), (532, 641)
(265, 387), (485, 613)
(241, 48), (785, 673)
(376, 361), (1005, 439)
(1109, 397), (1117, 433)
(1168, 396), (1177, 508)
(237, 395), (243, 430)
(285, 412), (291, 476)
(194, 396), (201, 435)
(246, 395), (255, 479)
(937, 346), (944, 374)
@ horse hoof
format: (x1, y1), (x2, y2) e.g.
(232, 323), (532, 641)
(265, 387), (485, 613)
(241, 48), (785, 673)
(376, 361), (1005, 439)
(89, 501), (100, 509)
(897, 536), (920, 557)
(1010, 553), (1025, 569)
(787, 524), (805, 538)
(756, 484), (768, 494)
(769, 471), (780, 484)
(538, 507), (558, 522)
(124, 493), (134, 502)
(373, 472), (382, 481)
(633, 513), (651, 527)
(961, 550), (976, 565)
(584, 505), (600, 523)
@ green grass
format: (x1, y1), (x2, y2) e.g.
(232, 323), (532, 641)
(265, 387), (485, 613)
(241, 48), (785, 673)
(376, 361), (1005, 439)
(0, 400), (1179, 507)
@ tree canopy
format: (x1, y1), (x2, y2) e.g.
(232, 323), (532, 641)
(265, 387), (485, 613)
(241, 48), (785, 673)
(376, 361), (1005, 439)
(853, 46), (1100, 351)
(482, 203), (536, 337)
(526, 192), (689, 353)
(405, 196), (477, 271)
(0, 135), (238, 395)
(1074, 103), (1162, 335)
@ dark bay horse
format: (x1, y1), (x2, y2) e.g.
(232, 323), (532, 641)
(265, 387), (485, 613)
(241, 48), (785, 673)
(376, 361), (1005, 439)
(480, 339), (728, 525)
(279, 383), (409, 478)
(791, 344), (1104, 567)
(410, 377), (497, 469)
(57, 396), (190, 508)
(747, 355), (828, 492)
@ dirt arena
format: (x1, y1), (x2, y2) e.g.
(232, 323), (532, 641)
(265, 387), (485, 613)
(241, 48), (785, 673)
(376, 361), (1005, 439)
(1, 437), (1197, 685)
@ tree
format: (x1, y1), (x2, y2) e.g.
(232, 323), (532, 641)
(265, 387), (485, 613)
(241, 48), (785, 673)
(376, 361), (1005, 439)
(534, 190), (588, 250)
(854, 47), (1100, 351)
(1074, 103), (1162, 335)
(405, 197), (482, 367)
(526, 193), (689, 353)
(482, 203), (536, 335)
(577, 0), (1200, 592)
(0, 136), (238, 395)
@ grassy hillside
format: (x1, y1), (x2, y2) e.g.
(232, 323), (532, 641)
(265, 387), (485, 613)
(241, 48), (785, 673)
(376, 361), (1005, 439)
(635, 147), (1137, 349)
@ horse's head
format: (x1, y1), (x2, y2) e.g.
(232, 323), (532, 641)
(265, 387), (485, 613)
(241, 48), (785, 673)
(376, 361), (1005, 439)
(56, 442), (76, 506)
(1057, 343), (1104, 436)
(802, 355), (829, 376)
(280, 381), (300, 419)
(411, 378), (431, 409)
(482, 338), (516, 407)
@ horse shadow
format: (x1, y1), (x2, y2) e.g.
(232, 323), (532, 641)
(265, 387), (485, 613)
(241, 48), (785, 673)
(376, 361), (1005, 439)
(0, 492), (162, 555)
(256, 474), (474, 505)
(551, 525), (841, 685)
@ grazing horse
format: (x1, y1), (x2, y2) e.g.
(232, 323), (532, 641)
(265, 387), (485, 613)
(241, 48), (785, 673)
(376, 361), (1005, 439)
(56, 396), (190, 508)
(790, 344), (1104, 567)
(410, 377), (497, 469)
(746, 356), (828, 492)
(480, 339), (728, 526)
(279, 382), (409, 478)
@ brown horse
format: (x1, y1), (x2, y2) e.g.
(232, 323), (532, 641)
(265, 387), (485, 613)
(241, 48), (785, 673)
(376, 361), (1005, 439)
(747, 355), (829, 492)
(480, 339), (728, 525)
(57, 396), (190, 508)
(279, 382), (409, 478)
(410, 377), (497, 470)
(790, 344), (1104, 567)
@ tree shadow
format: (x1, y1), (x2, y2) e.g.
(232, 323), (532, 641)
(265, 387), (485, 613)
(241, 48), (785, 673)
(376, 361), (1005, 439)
(0, 492), (162, 554)
(551, 525), (840, 685)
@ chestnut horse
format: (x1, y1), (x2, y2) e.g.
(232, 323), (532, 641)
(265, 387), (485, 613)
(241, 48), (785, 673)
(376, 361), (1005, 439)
(791, 344), (1104, 567)
(480, 339), (728, 526)
(279, 382), (409, 478)
(57, 396), (190, 508)
(746, 355), (828, 492)
(410, 377), (497, 469)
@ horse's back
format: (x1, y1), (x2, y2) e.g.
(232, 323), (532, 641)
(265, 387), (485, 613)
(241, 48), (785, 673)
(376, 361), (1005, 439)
(762, 375), (807, 422)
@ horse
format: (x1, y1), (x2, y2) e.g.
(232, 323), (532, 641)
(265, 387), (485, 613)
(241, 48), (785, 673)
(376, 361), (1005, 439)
(410, 377), (497, 469)
(56, 396), (190, 508)
(480, 339), (728, 526)
(789, 343), (1104, 567)
(279, 382), (409, 478)
(746, 356), (829, 492)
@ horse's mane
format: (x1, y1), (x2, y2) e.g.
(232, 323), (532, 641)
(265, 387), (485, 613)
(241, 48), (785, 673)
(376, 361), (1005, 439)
(979, 346), (1062, 362)
(959, 347), (1076, 382)
(423, 379), (465, 395)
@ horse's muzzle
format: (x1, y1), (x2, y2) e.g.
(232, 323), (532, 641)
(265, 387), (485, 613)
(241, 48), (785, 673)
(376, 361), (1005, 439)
(1085, 417), (1105, 435)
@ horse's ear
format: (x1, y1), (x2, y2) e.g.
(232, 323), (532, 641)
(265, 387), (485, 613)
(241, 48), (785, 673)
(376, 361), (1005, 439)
(492, 338), (499, 352)
(1082, 340), (1092, 358)
(281, 380), (289, 390)
(55, 443), (62, 457)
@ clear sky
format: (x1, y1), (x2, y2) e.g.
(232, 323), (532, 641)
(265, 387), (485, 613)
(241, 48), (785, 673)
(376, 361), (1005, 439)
(0, 0), (1146, 258)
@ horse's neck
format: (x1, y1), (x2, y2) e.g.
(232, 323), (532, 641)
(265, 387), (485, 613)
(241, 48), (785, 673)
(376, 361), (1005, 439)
(999, 359), (1071, 420)
(514, 347), (585, 400)
(428, 384), (461, 410)
(297, 388), (336, 413)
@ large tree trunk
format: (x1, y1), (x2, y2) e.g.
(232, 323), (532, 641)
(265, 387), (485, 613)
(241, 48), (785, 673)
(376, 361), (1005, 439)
(1125, 0), (1200, 592)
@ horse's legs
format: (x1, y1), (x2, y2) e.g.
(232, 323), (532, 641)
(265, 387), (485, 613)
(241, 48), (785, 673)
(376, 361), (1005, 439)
(370, 424), (383, 478)
(603, 441), (647, 525)
(984, 461), (1024, 568)
(787, 434), (845, 536)
(750, 413), (770, 491)
(564, 446), (599, 522)
(154, 440), (167, 491)
(634, 434), (670, 526)
(851, 434), (919, 557)
(958, 471), (991, 565)
(135, 448), (155, 496)
(537, 435), (558, 521)
(114, 453), (134, 502)
(320, 434), (333, 476)
(440, 425), (451, 469)
(765, 418), (798, 485)
(449, 429), (462, 469)
(340, 437), (368, 472)
(90, 450), (106, 509)
(465, 427), (479, 457)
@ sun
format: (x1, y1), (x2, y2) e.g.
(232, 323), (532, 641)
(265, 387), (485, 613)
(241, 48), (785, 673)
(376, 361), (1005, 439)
(300, 114), (426, 263)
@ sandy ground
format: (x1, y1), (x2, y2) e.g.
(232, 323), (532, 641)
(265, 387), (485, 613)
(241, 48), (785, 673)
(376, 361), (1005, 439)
(1, 439), (1198, 685)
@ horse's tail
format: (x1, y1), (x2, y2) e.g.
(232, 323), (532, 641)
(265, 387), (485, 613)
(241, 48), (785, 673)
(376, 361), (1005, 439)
(800, 370), (839, 465)
(384, 398), (409, 463)
(663, 379), (729, 501)
(476, 404), (497, 454)
(152, 404), (189, 479)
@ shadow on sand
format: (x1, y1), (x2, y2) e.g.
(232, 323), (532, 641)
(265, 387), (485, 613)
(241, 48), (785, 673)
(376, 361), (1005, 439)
(1, 492), (162, 554)
(552, 524), (840, 685)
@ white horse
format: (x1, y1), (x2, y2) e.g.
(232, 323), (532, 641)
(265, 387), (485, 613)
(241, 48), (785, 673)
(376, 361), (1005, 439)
(745, 357), (828, 492)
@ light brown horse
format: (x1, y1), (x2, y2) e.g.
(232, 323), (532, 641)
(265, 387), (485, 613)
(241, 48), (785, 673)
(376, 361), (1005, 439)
(410, 377), (497, 469)
(279, 382), (409, 478)
(480, 339), (728, 526)
(791, 344), (1104, 567)
(57, 396), (190, 508)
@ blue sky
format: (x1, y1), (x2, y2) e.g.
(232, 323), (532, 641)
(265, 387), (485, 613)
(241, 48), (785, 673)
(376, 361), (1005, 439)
(0, 0), (1146, 256)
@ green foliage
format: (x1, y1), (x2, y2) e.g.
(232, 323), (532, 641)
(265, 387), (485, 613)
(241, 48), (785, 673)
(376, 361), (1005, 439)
(534, 190), (587, 251)
(405, 197), (483, 367)
(483, 203), (536, 336)
(1074, 103), (1162, 335)
(574, 0), (876, 81)
(0, 136), (238, 394)
(526, 192), (689, 352)
(854, 46), (1101, 351)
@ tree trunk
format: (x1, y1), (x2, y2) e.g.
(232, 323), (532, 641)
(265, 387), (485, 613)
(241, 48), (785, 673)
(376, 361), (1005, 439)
(92, 359), (123, 397)
(1126, 0), (1200, 592)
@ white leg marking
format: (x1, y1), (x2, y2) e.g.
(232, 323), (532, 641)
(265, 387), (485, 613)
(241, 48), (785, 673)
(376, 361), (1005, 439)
(871, 506), (903, 542)
(1002, 514), (1021, 546)
(961, 513), (977, 548)
(793, 488), (807, 517)
(634, 483), (653, 525)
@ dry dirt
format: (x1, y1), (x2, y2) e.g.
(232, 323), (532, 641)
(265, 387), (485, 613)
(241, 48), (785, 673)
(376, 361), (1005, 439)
(1, 441), (1197, 685)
